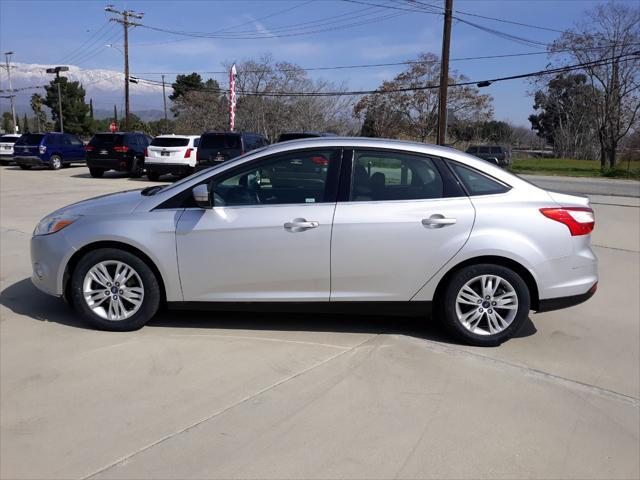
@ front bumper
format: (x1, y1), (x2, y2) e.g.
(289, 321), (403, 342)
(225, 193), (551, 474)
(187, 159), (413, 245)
(31, 232), (76, 297)
(15, 156), (47, 166)
(146, 162), (194, 176)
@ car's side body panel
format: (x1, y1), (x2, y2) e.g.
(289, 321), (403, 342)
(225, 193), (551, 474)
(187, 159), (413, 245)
(176, 204), (336, 301)
(331, 197), (475, 301)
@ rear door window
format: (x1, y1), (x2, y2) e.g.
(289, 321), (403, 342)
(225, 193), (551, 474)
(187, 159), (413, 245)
(490, 147), (503, 154)
(351, 150), (444, 201)
(478, 146), (491, 154)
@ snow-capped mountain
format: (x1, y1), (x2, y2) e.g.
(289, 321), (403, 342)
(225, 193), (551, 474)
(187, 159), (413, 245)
(1, 63), (168, 119)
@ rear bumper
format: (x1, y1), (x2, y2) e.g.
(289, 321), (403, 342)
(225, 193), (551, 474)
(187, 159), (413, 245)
(15, 156), (47, 166)
(194, 160), (226, 172)
(87, 157), (132, 171)
(536, 282), (598, 312)
(146, 162), (194, 176)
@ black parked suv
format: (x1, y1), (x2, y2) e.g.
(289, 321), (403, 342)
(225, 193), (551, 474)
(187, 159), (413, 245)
(465, 145), (512, 167)
(195, 132), (268, 170)
(85, 132), (152, 178)
(277, 131), (337, 142)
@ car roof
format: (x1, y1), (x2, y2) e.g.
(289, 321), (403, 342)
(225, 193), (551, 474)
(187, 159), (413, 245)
(201, 131), (264, 137)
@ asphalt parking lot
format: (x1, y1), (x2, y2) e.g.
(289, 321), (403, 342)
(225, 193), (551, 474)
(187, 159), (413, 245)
(1, 165), (639, 479)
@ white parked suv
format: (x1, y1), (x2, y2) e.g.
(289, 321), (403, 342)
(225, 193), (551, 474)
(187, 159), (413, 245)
(0, 134), (21, 165)
(144, 134), (200, 181)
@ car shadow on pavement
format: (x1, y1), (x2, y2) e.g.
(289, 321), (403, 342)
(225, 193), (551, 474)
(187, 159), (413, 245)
(0, 278), (537, 345)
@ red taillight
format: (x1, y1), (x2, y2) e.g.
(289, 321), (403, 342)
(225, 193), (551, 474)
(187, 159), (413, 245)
(184, 148), (193, 159)
(144, 148), (148, 157)
(84, 145), (94, 152)
(540, 207), (595, 236)
(113, 145), (129, 153)
(311, 156), (329, 166)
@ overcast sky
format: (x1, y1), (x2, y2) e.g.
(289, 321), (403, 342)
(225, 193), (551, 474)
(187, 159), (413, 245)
(0, 0), (624, 125)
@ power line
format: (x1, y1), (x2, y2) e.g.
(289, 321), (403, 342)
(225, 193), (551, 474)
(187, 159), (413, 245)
(135, 52), (639, 97)
(131, 43), (640, 76)
(55, 21), (112, 64)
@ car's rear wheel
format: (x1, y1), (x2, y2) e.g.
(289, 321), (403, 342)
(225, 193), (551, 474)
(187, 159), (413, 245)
(50, 155), (62, 170)
(19, 164), (31, 170)
(147, 171), (160, 181)
(70, 248), (161, 331)
(439, 264), (530, 346)
(89, 168), (105, 178)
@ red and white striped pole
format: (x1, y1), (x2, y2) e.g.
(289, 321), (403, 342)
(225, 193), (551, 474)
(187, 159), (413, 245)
(229, 63), (237, 131)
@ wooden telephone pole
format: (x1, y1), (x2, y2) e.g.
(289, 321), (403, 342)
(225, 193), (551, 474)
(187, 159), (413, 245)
(437, 0), (453, 146)
(105, 5), (144, 131)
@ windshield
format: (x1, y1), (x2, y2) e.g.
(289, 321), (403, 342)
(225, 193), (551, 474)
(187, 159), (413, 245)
(89, 134), (123, 146)
(200, 134), (241, 149)
(15, 134), (44, 145)
(151, 137), (190, 147)
(0, 135), (19, 144)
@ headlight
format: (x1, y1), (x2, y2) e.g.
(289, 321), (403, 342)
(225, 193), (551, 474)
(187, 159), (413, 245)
(33, 214), (81, 236)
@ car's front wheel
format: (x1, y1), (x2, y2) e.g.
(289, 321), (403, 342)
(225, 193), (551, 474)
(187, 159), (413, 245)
(70, 248), (161, 331)
(439, 264), (530, 346)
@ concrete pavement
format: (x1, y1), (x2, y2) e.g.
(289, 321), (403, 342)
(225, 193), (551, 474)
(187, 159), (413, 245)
(1, 165), (639, 479)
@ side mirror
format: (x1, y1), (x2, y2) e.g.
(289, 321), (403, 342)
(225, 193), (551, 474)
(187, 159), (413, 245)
(192, 184), (212, 209)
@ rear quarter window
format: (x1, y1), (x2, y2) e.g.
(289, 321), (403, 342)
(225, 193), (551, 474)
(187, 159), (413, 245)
(16, 134), (44, 145)
(450, 162), (510, 196)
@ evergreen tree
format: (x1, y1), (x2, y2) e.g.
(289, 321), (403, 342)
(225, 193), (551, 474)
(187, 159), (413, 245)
(23, 113), (29, 133)
(90, 98), (94, 119)
(43, 77), (91, 135)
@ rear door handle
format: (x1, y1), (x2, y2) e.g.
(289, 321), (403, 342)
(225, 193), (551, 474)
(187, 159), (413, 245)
(284, 218), (319, 232)
(422, 215), (457, 228)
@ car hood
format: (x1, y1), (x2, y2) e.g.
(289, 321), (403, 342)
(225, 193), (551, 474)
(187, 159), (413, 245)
(51, 189), (144, 217)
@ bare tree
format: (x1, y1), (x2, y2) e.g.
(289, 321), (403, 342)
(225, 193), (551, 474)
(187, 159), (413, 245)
(550, 1), (640, 168)
(227, 54), (355, 141)
(354, 53), (493, 142)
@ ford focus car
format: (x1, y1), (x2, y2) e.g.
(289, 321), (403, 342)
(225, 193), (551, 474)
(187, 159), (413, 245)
(30, 138), (597, 346)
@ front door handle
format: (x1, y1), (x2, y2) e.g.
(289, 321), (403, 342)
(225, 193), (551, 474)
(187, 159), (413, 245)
(422, 214), (457, 228)
(284, 218), (319, 232)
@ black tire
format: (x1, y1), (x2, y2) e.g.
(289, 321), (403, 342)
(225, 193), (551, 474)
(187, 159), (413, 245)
(147, 171), (160, 181)
(438, 264), (530, 347)
(89, 167), (105, 178)
(0, 159), (9, 166)
(129, 157), (144, 178)
(50, 155), (63, 170)
(70, 248), (161, 331)
(19, 164), (31, 170)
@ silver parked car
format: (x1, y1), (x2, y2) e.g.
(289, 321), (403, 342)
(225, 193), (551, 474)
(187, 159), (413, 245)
(30, 138), (597, 346)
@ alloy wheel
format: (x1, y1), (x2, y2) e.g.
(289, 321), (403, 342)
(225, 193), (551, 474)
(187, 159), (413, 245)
(454, 274), (519, 336)
(82, 260), (144, 321)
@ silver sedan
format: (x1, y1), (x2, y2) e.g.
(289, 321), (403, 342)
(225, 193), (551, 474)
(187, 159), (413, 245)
(30, 137), (598, 346)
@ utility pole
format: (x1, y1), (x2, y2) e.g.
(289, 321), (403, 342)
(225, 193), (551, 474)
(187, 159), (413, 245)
(46, 66), (69, 133)
(3, 51), (17, 133)
(105, 5), (144, 131)
(437, 0), (453, 146)
(161, 74), (168, 123)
